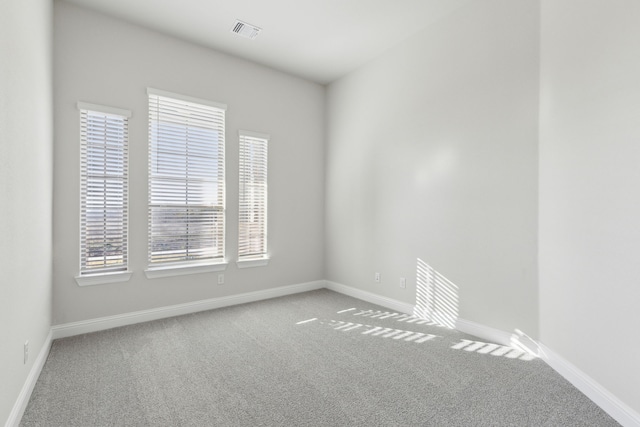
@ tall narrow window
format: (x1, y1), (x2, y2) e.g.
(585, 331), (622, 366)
(147, 89), (226, 272)
(78, 103), (130, 279)
(238, 131), (269, 266)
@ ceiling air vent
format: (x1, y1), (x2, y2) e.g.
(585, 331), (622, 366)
(231, 20), (261, 40)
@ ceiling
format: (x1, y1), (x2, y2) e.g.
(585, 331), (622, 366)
(63, 0), (470, 84)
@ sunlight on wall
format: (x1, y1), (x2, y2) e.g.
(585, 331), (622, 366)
(414, 258), (459, 328)
(509, 329), (542, 358)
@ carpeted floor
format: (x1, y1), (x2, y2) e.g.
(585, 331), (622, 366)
(21, 289), (619, 426)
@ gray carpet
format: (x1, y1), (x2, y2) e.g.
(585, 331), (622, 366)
(21, 289), (619, 426)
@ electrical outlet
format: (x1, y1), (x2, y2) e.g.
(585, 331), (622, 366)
(24, 341), (29, 364)
(374, 272), (381, 283)
(400, 277), (406, 289)
(217, 274), (224, 285)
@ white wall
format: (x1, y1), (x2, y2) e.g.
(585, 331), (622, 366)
(53, 1), (325, 324)
(539, 0), (640, 415)
(326, 0), (540, 337)
(0, 0), (53, 424)
(5, 0), (636, 422)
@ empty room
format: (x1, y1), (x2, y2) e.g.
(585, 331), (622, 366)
(1, 0), (639, 425)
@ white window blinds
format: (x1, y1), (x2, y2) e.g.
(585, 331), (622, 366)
(78, 103), (130, 275)
(238, 131), (268, 260)
(148, 89), (227, 266)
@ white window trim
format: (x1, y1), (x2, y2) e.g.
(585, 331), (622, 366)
(238, 130), (269, 262)
(75, 271), (133, 287)
(147, 89), (227, 267)
(145, 261), (228, 279)
(77, 102), (132, 118)
(236, 258), (270, 269)
(239, 130), (269, 140)
(146, 88), (227, 111)
(77, 102), (131, 280)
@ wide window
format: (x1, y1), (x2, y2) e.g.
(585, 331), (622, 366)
(78, 103), (130, 280)
(238, 131), (269, 267)
(147, 89), (226, 272)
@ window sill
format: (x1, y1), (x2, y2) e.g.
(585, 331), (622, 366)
(144, 261), (228, 279)
(75, 271), (133, 287)
(237, 258), (270, 269)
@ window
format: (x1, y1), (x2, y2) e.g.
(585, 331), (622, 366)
(238, 131), (269, 267)
(147, 89), (227, 274)
(77, 102), (131, 284)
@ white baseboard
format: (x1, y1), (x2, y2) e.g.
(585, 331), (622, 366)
(539, 343), (640, 427)
(325, 281), (639, 426)
(324, 282), (516, 347)
(324, 281), (414, 314)
(455, 317), (514, 346)
(325, 282), (524, 347)
(5, 330), (53, 427)
(13, 280), (640, 427)
(52, 280), (325, 339)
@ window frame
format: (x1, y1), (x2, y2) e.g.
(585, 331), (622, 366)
(75, 102), (132, 286)
(237, 130), (269, 268)
(145, 88), (228, 278)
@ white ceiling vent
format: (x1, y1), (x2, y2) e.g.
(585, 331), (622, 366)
(231, 20), (261, 40)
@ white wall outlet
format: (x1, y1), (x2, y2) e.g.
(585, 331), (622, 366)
(374, 272), (381, 283)
(217, 274), (224, 285)
(24, 341), (29, 364)
(400, 277), (406, 289)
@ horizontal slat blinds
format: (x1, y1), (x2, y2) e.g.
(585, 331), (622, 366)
(238, 131), (268, 260)
(79, 106), (129, 274)
(148, 90), (226, 265)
